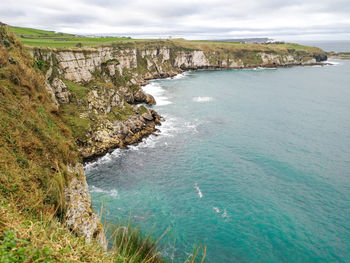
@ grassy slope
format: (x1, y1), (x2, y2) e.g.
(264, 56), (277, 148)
(1, 24), (206, 262)
(0, 23), (113, 262)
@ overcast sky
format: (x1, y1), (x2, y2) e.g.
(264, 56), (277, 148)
(1, 0), (350, 40)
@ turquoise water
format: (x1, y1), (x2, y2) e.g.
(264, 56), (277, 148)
(85, 60), (350, 262)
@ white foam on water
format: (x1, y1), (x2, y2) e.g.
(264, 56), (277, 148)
(90, 185), (118, 198)
(84, 149), (123, 171)
(142, 82), (172, 106)
(213, 207), (220, 213)
(325, 60), (341, 66)
(84, 114), (199, 170)
(158, 115), (179, 137)
(124, 114), (181, 152)
(172, 72), (189, 79)
(222, 209), (228, 218)
(193, 96), (213, 103)
(165, 71), (190, 80)
(85, 80), (200, 170)
(194, 183), (203, 198)
(184, 121), (198, 134)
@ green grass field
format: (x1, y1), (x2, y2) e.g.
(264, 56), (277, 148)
(9, 26), (133, 48)
(9, 25), (323, 54)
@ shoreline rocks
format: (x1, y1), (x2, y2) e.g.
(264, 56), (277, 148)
(81, 109), (161, 163)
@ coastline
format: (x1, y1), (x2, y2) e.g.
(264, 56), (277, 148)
(83, 60), (331, 167)
(87, 58), (350, 262)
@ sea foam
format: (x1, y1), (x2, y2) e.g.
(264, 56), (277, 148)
(142, 82), (172, 106)
(172, 72), (189, 79)
(84, 149), (122, 171)
(193, 96), (213, 102)
(194, 183), (203, 198)
(325, 60), (341, 66)
(90, 185), (118, 198)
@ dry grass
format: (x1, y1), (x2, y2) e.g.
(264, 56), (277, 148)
(0, 23), (207, 263)
(0, 198), (114, 262)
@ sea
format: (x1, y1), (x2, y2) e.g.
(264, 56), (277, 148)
(85, 42), (350, 262)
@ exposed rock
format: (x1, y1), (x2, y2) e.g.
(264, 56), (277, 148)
(45, 82), (59, 109)
(313, 53), (328, 62)
(81, 109), (161, 162)
(142, 112), (153, 121)
(174, 50), (210, 68)
(134, 90), (156, 105)
(302, 57), (317, 64)
(51, 78), (70, 103)
(65, 163), (107, 250)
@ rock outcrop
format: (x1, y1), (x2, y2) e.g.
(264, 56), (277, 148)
(65, 164), (107, 250)
(81, 108), (161, 162)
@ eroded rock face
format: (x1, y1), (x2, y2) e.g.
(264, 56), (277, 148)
(81, 108), (161, 162)
(51, 78), (70, 103)
(302, 57), (317, 64)
(134, 90), (156, 105)
(65, 163), (107, 250)
(174, 51), (210, 68)
(53, 48), (138, 83)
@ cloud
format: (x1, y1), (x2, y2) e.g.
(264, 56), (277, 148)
(0, 0), (349, 40)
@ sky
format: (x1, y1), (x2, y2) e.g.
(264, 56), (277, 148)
(1, 0), (350, 40)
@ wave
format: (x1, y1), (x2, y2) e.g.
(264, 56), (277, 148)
(165, 71), (190, 80)
(194, 183), (203, 198)
(84, 114), (199, 170)
(90, 185), (118, 198)
(222, 209), (228, 218)
(193, 96), (213, 102)
(142, 82), (172, 106)
(172, 72), (189, 80)
(213, 207), (220, 213)
(84, 149), (123, 171)
(325, 60), (341, 66)
(212, 207), (229, 219)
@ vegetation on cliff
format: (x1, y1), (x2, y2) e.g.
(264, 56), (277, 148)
(0, 23), (110, 261)
(1, 23), (206, 262)
(0, 23), (327, 262)
(0, 24), (166, 262)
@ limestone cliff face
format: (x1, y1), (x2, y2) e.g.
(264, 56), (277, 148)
(30, 44), (327, 162)
(31, 45), (325, 84)
(26, 41), (326, 251)
(65, 164), (107, 250)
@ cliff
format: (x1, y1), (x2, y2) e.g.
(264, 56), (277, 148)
(0, 22), (108, 259)
(0, 22), (327, 261)
(29, 41), (327, 161)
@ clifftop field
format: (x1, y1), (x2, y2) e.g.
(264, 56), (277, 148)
(9, 25), (323, 56)
(9, 26), (131, 48)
